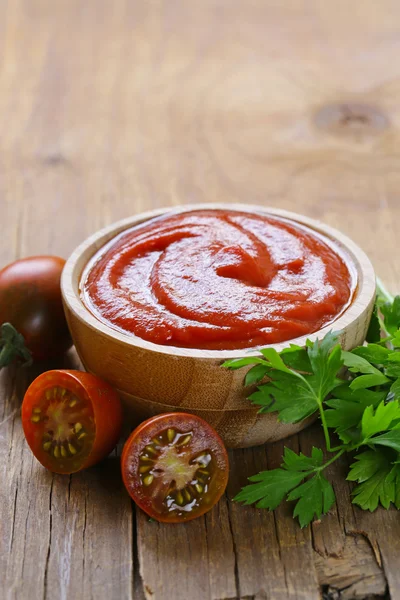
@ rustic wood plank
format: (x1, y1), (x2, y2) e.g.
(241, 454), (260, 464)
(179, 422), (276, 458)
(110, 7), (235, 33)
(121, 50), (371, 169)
(301, 427), (387, 599)
(227, 442), (320, 600)
(136, 495), (237, 600)
(2, 1), (400, 599)
(1, 2), (136, 596)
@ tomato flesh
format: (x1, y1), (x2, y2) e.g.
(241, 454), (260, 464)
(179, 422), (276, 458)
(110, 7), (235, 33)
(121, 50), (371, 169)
(121, 413), (229, 522)
(22, 370), (122, 474)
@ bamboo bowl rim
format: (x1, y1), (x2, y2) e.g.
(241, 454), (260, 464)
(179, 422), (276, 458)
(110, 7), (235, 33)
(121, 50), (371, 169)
(61, 203), (376, 360)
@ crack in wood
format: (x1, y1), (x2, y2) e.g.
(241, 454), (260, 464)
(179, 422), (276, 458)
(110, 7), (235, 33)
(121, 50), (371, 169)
(272, 506), (290, 598)
(348, 530), (382, 569)
(132, 504), (146, 600)
(226, 493), (241, 600)
(43, 476), (54, 600)
(67, 475), (72, 503)
(9, 487), (18, 554)
(322, 578), (388, 600)
(82, 492), (87, 592)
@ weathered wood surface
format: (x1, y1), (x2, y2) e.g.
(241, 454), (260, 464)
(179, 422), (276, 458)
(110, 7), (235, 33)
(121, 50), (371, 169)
(1, 1), (399, 598)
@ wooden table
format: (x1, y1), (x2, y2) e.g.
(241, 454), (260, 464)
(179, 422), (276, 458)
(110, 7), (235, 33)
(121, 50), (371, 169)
(1, 2), (400, 599)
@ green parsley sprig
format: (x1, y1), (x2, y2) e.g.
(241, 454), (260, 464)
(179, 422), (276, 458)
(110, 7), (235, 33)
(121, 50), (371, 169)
(223, 281), (400, 527)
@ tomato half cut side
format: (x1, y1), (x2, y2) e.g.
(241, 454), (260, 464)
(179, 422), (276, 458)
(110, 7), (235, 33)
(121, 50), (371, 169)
(22, 370), (122, 474)
(121, 413), (229, 523)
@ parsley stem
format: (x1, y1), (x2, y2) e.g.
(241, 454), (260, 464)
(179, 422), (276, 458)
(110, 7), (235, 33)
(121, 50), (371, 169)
(315, 448), (345, 472)
(376, 277), (394, 304)
(326, 443), (344, 453)
(318, 403), (334, 453)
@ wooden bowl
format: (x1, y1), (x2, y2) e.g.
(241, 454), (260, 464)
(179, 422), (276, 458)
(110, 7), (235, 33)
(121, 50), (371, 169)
(61, 204), (376, 448)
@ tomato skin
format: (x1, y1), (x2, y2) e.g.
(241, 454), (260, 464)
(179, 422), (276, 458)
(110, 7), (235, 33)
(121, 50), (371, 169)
(22, 370), (123, 474)
(0, 256), (71, 360)
(121, 413), (229, 523)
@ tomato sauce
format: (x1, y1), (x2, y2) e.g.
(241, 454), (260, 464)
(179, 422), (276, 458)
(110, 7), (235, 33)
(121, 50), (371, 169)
(81, 210), (354, 350)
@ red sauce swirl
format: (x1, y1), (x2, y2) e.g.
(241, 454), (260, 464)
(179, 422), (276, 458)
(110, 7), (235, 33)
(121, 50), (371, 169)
(81, 210), (353, 350)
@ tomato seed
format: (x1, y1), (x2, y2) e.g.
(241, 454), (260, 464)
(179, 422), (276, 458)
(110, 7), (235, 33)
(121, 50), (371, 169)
(176, 434), (192, 447)
(68, 443), (77, 455)
(33, 407), (41, 414)
(139, 465), (152, 473)
(140, 455), (154, 462)
(188, 484), (197, 496)
(74, 422), (83, 433)
(60, 446), (68, 458)
(175, 491), (184, 505)
(43, 441), (52, 452)
(197, 468), (209, 475)
(31, 415), (41, 423)
(78, 432), (87, 440)
(183, 489), (191, 502)
(69, 398), (78, 408)
(145, 445), (158, 456)
(54, 446), (60, 458)
(143, 474), (154, 486)
(167, 428), (176, 442)
(195, 484), (203, 494)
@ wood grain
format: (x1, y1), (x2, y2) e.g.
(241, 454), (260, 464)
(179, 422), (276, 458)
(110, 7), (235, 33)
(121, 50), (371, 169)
(1, 1), (400, 599)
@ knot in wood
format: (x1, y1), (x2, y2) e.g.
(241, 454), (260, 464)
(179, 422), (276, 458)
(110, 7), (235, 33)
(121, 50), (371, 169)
(314, 103), (389, 137)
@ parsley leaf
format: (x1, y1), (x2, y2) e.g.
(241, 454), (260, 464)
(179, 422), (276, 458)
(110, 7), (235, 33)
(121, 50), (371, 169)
(325, 387), (385, 438)
(234, 447), (335, 527)
(380, 296), (400, 335)
(347, 450), (386, 483)
(341, 351), (378, 374)
(248, 375), (320, 423)
(392, 463), (400, 509)
(222, 356), (266, 369)
(234, 468), (307, 510)
(361, 401), (400, 439)
(368, 429), (400, 453)
(348, 449), (395, 510)
(341, 351), (390, 389)
(385, 363), (400, 378)
(307, 332), (343, 399)
(244, 364), (270, 386)
(390, 378), (400, 400)
(282, 446), (323, 471)
(352, 344), (390, 364)
(287, 473), (335, 528)
(247, 333), (342, 424)
(259, 347), (297, 374)
(350, 373), (390, 390)
(391, 331), (400, 348)
(366, 304), (381, 343)
(280, 345), (311, 372)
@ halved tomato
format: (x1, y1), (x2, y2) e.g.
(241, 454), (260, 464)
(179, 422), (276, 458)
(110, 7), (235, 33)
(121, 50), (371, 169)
(121, 413), (229, 523)
(22, 370), (122, 474)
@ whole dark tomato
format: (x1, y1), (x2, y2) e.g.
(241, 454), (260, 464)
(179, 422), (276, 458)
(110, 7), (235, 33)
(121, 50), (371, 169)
(121, 413), (229, 523)
(0, 256), (71, 364)
(22, 369), (123, 474)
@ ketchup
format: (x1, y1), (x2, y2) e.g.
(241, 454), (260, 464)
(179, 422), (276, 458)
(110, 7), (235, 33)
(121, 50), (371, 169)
(81, 210), (353, 350)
